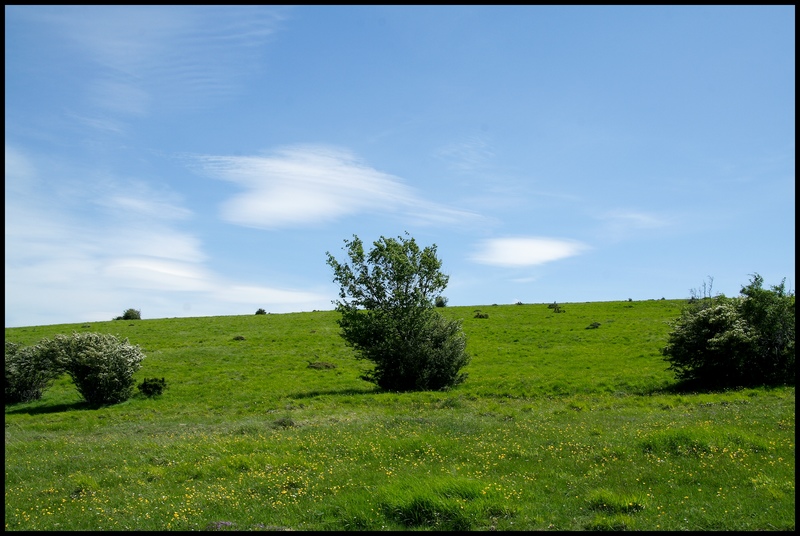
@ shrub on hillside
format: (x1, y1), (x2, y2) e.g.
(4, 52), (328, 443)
(56, 332), (146, 406)
(137, 377), (167, 397)
(255, 308), (267, 315)
(434, 296), (448, 308)
(327, 233), (470, 391)
(4, 340), (64, 404)
(115, 308), (141, 321)
(662, 274), (794, 388)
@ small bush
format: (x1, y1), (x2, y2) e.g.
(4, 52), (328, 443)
(138, 377), (167, 397)
(115, 308), (141, 321)
(434, 296), (448, 308)
(57, 332), (146, 406)
(255, 308), (267, 315)
(586, 322), (601, 329)
(474, 311), (489, 319)
(232, 335), (246, 341)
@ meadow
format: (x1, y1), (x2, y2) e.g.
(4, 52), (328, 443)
(4, 300), (795, 531)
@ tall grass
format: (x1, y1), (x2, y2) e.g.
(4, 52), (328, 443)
(5, 300), (795, 530)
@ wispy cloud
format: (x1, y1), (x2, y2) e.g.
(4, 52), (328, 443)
(470, 237), (589, 267)
(195, 144), (483, 229)
(4, 144), (328, 327)
(599, 210), (670, 229)
(20, 6), (285, 119)
(436, 133), (495, 173)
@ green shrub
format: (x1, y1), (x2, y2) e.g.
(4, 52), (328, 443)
(327, 233), (470, 392)
(255, 308), (267, 315)
(137, 377), (167, 397)
(4, 340), (64, 404)
(434, 296), (448, 308)
(116, 308), (141, 321)
(662, 274), (794, 388)
(56, 332), (146, 406)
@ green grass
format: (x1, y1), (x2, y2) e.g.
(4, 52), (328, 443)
(5, 300), (795, 531)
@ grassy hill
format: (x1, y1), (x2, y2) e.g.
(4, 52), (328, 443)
(4, 300), (795, 530)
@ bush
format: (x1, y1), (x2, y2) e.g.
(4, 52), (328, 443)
(358, 312), (470, 392)
(57, 332), (146, 406)
(326, 233), (470, 391)
(5, 340), (64, 404)
(116, 308), (141, 321)
(662, 274), (794, 388)
(137, 377), (166, 397)
(434, 296), (448, 308)
(255, 308), (267, 315)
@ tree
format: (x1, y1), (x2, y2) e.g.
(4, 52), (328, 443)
(662, 273), (794, 388)
(326, 233), (470, 391)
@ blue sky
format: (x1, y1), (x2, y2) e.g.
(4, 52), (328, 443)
(5, 5), (795, 328)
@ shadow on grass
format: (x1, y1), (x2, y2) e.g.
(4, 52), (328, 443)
(645, 379), (793, 396)
(287, 387), (383, 400)
(5, 400), (92, 415)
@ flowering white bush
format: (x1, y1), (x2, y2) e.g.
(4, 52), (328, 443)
(55, 332), (146, 406)
(4, 340), (63, 404)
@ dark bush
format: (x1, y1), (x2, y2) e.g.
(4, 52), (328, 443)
(434, 296), (448, 308)
(255, 308), (267, 315)
(116, 308), (141, 321)
(138, 377), (167, 397)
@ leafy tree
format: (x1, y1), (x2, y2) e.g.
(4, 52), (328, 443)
(326, 233), (470, 391)
(662, 274), (794, 388)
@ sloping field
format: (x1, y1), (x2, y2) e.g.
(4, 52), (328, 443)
(5, 300), (795, 530)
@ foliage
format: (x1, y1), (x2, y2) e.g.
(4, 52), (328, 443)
(326, 233), (470, 391)
(737, 274), (795, 385)
(662, 274), (795, 388)
(137, 377), (167, 397)
(115, 308), (141, 321)
(4, 340), (63, 404)
(56, 332), (146, 406)
(434, 296), (448, 308)
(255, 308), (267, 315)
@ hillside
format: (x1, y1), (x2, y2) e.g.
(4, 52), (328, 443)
(5, 300), (795, 531)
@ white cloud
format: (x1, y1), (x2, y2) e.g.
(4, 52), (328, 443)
(4, 144), (328, 327)
(196, 144), (482, 229)
(470, 237), (589, 267)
